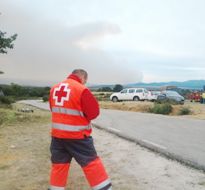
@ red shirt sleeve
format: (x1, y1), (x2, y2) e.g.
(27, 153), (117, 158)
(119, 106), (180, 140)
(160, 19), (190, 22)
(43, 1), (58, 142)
(49, 88), (53, 111)
(81, 89), (100, 121)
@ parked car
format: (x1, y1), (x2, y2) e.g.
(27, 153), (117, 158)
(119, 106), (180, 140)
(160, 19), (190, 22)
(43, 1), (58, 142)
(157, 90), (185, 104)
(147, 91), (161, 101)
(110, 88), (148, 102)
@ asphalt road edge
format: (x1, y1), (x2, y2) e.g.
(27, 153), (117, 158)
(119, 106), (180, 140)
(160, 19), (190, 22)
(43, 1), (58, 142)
(92, 122), (205, 173)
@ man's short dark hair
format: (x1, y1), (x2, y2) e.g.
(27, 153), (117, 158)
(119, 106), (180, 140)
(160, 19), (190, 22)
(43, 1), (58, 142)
(72, 69), (88, 79)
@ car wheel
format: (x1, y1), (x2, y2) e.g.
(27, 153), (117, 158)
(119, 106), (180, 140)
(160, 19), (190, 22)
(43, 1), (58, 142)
(133, 96), (140, 101)
(112, 96), (118, 102)
(180, 101), (184, 105)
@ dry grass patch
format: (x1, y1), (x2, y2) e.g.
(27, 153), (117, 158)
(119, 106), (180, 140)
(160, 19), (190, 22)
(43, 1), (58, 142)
(0, 103), (91, 190)
(100, 101), (205, 118)
(99, 101), (152, 112)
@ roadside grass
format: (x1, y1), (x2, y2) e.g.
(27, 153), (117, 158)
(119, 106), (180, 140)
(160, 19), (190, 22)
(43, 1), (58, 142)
(99, 101), (151, 112)
(0, 103), (91, 190)
(0, 103), (51, 127)
(99, 100), (201, 117)
(149, 103), (172, 115)
(92, 92), (112, 101)
(0, 103), (52, 190)
(178, 107), (192, 115)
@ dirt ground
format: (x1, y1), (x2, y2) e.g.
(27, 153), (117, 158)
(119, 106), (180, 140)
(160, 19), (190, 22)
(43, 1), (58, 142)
(0, 103), (205, 190)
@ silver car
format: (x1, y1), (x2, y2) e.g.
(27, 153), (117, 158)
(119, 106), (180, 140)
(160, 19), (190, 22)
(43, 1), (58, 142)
(157, 90), (185, 104)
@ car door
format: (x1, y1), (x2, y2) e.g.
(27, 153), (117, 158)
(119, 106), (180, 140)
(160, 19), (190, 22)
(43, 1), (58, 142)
(128, 89), (135, 100)
(118, 89), (128, 100)
(135, 89), (143, 100)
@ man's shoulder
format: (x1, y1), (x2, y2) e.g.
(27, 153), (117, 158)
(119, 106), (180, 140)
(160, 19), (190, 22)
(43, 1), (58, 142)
(82, 88), (96, 99)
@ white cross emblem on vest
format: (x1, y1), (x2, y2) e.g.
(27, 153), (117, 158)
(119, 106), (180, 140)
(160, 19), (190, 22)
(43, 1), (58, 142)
(53, 83), (70, 106)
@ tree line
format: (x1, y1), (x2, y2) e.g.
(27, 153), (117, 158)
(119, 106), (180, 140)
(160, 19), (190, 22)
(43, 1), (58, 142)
(93, 84), (124, 92)
(0, 83), (50, 101)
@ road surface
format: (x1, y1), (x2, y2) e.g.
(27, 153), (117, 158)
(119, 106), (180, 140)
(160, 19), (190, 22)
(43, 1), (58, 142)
(20, 100), (205, 171)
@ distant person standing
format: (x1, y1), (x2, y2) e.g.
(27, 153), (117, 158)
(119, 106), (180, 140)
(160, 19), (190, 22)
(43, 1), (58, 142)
(202, 92), (205, 104)
(48, 69), (112, 190)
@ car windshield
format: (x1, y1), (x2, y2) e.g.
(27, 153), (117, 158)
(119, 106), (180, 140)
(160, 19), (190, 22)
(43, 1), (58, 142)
(121, 89), (127, 93)
(152, 91), (161, 95)
(166, 91), (179, 96)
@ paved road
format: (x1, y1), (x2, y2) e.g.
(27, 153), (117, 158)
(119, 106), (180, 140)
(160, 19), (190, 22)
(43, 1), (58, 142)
(20, 100), (205, 171)
(93, 109), (205, 171)
(19, 100), (50, 110)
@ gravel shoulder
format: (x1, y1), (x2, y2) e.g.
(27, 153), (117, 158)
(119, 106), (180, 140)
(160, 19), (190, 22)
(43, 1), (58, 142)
(0, 103), (205, 190)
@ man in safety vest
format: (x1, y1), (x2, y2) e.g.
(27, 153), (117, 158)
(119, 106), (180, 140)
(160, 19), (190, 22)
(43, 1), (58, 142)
(48, 69), (112, 190)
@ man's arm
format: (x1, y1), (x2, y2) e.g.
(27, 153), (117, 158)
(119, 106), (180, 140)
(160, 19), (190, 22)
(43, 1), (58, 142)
(81, 89), (100, 121)
(49, 88), (53, 111)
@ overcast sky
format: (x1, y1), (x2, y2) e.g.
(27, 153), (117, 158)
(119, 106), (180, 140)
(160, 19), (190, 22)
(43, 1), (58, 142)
(0, 0), (205, 86)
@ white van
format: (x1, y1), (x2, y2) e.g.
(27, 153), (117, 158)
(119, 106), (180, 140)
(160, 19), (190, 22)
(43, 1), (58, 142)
(110, 88), (148, 102)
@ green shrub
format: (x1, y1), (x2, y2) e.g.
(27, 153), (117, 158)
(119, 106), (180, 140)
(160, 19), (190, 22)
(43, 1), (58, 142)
(0, 111), (7, 125)
(156, 99), (179, 105)
(42, 95), (49, 102)
(178, 107), (191, 115)
(149, 103), (173, 115)
(0, 109), (16, 126)
(0, 96), (15, 105)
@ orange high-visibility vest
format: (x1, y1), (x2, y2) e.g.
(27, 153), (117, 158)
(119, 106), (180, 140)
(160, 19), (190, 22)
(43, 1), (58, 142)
(49, 78), (91, 139)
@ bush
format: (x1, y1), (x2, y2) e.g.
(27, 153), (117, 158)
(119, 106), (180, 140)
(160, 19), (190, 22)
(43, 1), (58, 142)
(149, 103), (173, 115)
(42, 95), (49, 102)
(156, 98), (179, 105)
(0, 109), (16, 126)
(0, 96), (15, 105)
(178, 107), (191, 115)
(97, 87), (112, 92)
(0, 111), (7, 125)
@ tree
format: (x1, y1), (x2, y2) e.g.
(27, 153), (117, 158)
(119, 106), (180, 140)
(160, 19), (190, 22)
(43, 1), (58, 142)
(97, 86), (112, 92)
(0, 31), (17, 54)
(0, 30), (17, 74)
(0, 12), (17, 73)
(113, 84), (123, 92)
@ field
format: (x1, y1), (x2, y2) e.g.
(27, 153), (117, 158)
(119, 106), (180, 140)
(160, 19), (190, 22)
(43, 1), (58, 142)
(1, 103), (205, 190)
(1, 102), (205, 189)
(0, 103), (51, 190)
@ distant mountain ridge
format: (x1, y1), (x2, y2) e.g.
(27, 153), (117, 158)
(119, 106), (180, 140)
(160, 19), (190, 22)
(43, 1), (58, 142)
(127, 80), (205, 89)
(89, 80), (205, 90)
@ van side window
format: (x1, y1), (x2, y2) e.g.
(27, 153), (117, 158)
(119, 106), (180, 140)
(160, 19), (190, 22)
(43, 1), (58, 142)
(121, 89), (127, 93)
(128, 89), (135, 93)
(135, 89), (143, 93)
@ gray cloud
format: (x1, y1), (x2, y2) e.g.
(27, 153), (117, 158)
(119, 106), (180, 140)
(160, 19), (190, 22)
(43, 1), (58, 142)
(0, 1), (142, 86)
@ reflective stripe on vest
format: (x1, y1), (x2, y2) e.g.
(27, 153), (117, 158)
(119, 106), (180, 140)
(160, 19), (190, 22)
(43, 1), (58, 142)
(92, 179), (111, 190)
(52, 107), (84, 117)
(52, 123), (91, 132)
(50, 185), (65, 190)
